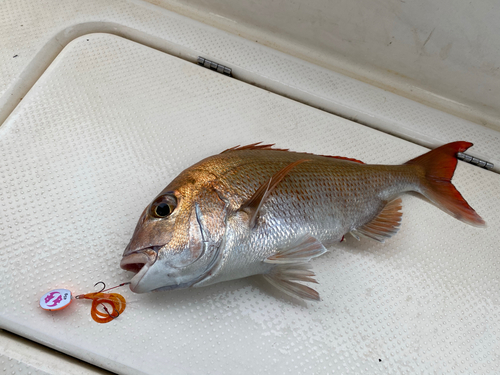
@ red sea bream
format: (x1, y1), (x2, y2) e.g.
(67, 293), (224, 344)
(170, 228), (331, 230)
(120, 142), (484, 300)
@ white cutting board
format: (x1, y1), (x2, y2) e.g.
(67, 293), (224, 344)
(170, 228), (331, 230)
(1, 32), (499, 374)
(2, 0), (500, 373)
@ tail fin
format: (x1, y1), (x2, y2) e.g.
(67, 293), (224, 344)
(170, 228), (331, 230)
(405, 142), (485, 227)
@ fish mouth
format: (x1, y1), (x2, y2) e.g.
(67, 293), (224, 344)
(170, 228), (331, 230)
(120, 247), (161, 291)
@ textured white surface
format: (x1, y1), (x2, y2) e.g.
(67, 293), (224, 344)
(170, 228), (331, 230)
(0, 34), (499, 374)
(0, 0), (499, 171)
(152, 0), (500, 130)
(0, 330), (110, 375)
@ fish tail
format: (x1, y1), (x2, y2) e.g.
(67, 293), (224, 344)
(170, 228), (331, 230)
(405, 141), (485, 227)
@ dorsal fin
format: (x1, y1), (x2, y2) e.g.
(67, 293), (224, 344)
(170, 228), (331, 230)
(221, 143), (289, 153)
(350, 198), (403, 242)
(326, 156), (364, 164)
(221, 143), (364, 164)
(241, 159), (309, 228)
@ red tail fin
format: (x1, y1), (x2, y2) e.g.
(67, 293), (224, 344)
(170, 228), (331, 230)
(405, 142), (485, 227)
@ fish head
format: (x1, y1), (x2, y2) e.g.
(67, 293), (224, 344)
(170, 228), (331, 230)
(120, 176), (227, 293)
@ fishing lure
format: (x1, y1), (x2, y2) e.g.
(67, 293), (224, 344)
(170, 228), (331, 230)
(39, 282), (129, 323)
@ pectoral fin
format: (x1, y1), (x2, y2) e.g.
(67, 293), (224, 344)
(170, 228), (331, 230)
(264, 235), (328, 264)
(350, 198), (403, 242)
(263, 235), (327, 301)
(241, 159), (309, 228)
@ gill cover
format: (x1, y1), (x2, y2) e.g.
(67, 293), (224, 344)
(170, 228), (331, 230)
(122, 187), (227, 293)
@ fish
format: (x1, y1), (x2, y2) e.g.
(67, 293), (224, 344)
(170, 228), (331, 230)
(120, 142), (485, 300)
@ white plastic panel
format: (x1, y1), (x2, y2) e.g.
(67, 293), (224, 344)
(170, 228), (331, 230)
(153, 0), (500, 130)
(0, 34), (499, 374)
(1, 0), (499, 171)
(0, 330), (110, 375)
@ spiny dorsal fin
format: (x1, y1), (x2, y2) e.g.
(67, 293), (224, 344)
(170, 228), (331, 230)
(327, 156), (364, 164)
(222, 142), (364, 163)
(221, 143), (289, 153)
(350, 198), (403, 242)
(264, 235), (328, 264)
(241, 159), (309, 228)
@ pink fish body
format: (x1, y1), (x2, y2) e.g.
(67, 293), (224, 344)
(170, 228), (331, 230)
(121, 142), (484, 300)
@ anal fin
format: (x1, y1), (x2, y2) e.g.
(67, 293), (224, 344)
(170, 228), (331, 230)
(263, 235), (327, 301)
(350, 198), (403, 243)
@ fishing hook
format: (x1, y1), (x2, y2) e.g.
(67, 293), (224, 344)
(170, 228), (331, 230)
(94, 281), (106, 293)
(101, 304), (120, 319)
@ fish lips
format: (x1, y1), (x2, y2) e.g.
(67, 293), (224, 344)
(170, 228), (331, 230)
(120, 247), (160, 293)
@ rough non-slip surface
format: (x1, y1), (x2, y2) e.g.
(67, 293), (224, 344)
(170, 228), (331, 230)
(0, 34), (499, 374)
(1, 0), (499, 171)
(0, 330), (112, 375)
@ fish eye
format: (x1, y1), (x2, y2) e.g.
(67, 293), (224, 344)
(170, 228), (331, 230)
(155, 202), (171, 217)
(151, 194), (177, 218)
